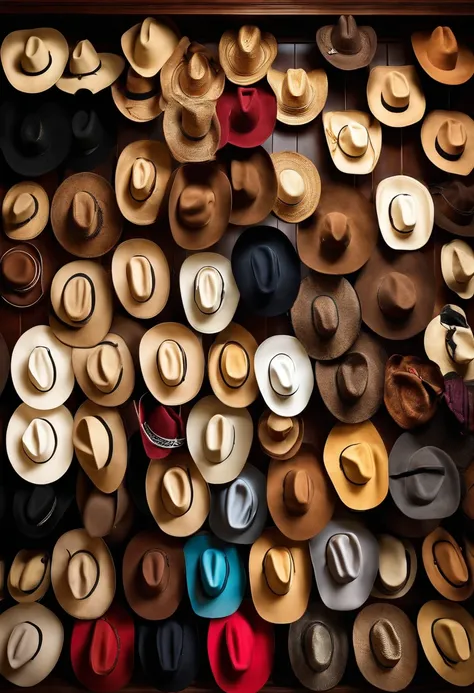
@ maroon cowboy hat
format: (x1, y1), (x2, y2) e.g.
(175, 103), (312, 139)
(217, 86), (277, 149)
(134, 393), (186, 460)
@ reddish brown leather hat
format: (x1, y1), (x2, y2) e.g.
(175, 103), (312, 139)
(0, 243), (43, 308)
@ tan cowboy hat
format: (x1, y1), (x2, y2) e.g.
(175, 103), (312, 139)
(422, 527), (474, 602)
(121, 17), (180, 78)
(249, 527), (312, 625)
(115, 140), (172, 226)
(323, 110), (382, 175)
(324, 420), (389, 511)
(73, 400), (127, 494)
(8, 550), (51, 604)
(376, 175), (434, 251)
(2, 182), (49, 240)
(1, 28), (68, 93)
(146, 450), (210, 537)
(56, 39), (125, 95)
(112, 239), (170, 320)
(7, 403), (74, 486)
(187, 395), (253, 484)
(441, 239), (474, 299)
(208, 322), (259, 409)
(112, 68), (162, 123)
(367, 66), (426, 128)
(140, 322), (205, 406)
(267, 68), (328, 126)
(412, 26), (474, 85)
(270, 152), (321, 224)
(49, 260), (113, 349)
(421, 111), (474, 176)
(51, 529), (115, 619)
(258, 409), (303, 460)
(371, 535), (417, 600)
(219, 25), (277, 85)
(424, 305), (474, 379)
(161, 37), (225, 104)
(163, 97), (221, 164)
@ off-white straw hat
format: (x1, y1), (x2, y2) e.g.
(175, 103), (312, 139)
(441, 239), (474, 299)
(2, 182), (49, 241)
(1, 28), (68, 93)
(376, 175), (434, 251)
(267, 67), (328, 126)
(323, 110), (382, 175)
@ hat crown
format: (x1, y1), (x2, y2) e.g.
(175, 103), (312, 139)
(18, 552), (48, 593)
(28, 345), (56, 392)
(338, 122), (368, 158)
(62, 274), (93, 324)
(231, 160), (260, 203)
(283, 468), (314, 515)
(200, 547), (229, 597)
(20, 114), (49, 156)
(312, 295), (339, 339)
(304, 622), (333, 673)
(179, 184), (215, 229)
(74, 415), (111, 471)
(220, 342), (249, 388)
(22, 417), (56, 464)
(161, 466), (192, 516)
(437, 119), (467, 158)
(340, 442), (375, 485)
(433, 618), (471, 664)
(267, 412), (293, 441)
(331, 15), (362, 55)
(67, 550), (99, 600)
(390, 194), (417, 234)
(433, 539), (469, 587)
(405, 446), (447, 505)
(181, 103), (213, 139)
(320, 212), (351, 258)
(281, 69), (313, 109)
(90, 618), (118, 676)
(370, 619), (402, 669)
(181, 52), (212, 97)
(378, 535), (408, 593)
(269, 353), (298, 397)
(377, 271), (416, 320)
(278, 169), (305, 205)
(141, 549), (170, 591)
(157, 339), (186, 387)
(195, 266), (224, 314)
(226, 477), (257, 530)
(156, 620), (185, 673)
(86, 341), (123, 394)
(7, 622), (41, 670)
(237, 25), (262, 59)
(263, 546), (293, 595)
(225, 612), (253, 672)
(327, 532), (361, 584)
(427, 26), (459, 71)
(382, 71), (410, 109)
(25, 485), (57, 525)
(336, 352), (369, 402)
(21, 35), (51, 75)
(205, 413), (235, 463)
(452, 244), (474, 284)
(12, 192), (37, 225)
(72, 191), (100, 239)
(130, 158), (156, 202)
(1, 248), (38, 291)
(127, 255), (154, 303)
(70, 39), (100, 76)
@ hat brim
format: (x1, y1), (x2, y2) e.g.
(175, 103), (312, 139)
(367, 66), (426, 128)
(163, 101), (221, 164)
(376, 175), (434, 251)
(422, 527), (474, 601)
(258, 410), (304, 460)
(316, 24), (377, 70)
(2, 182), (49, 240)
(57, 52), (125, 95)
(371, 538), (418, 600)
(412, 32), (474, 85)
(219, 30), (277, 85)
(208, 322), (259, 408)
(271, 152), (321, 223)
(267, 68), (328, 126)
(7, 550), (51, 603)
(323, 110), (382, 175)
(421, 110), (474, 176)
(441, 241), (474, 299)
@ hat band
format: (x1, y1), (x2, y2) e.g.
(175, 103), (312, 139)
(432, 541), (467, 589)
(166, 465), (194, 517)
(95, 416), (114, 468)
(129, 159), (157, 203)
(194, 266), (225, 316)
(12, 195), (39, 228)
(67, 549), (101, 600)
(435, 137), (463, 162)
(124, 85), (160, 101)
(336, 125), (373, 159)
(91, 341), (124, 395)
(389, 194), (414, 234)
(218, 341), (250, 390)
(24, 418), (58, 465)
(18, 557), (49, 595)
(21, 51), (53, 76)
(36, 497), (57, 526)
(31, 346), (57, 393)
(142, 422), (185, 450)
(431, 618), (472, 666)
(60, 273), (96, 326)
(381, 93), (409, 114)
(22, 622), (43, 660)
(71, 60), (102, 80)
(390, 465), (446, 481)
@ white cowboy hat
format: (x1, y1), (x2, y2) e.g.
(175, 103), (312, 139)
(323, 110), (382, 175)
(376, 175), (434, 251)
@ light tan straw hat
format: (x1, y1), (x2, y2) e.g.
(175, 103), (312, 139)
(424, 304), (474, 379)
(112, 68), (162, 123)
(271, 151), (321, 224)
(163, 98), (221, 164)
(161, 37), (225, 104)
(57, 39), (124, 95)
(376, 175), (434, 251)
(2, 182), (49, 241)
(219, 25), (277, 86)
(412, 26), (474, 86)
(267, 68), (328, 126)
(371, 535), (417, 600)
(367, 66), (426, 128)
(441, 239), (474, 299)
(258, 410), (303, 461)
(121, 17), (180, 78)
(323, 110), (382, 175)
(421, 111), (474, 176)
(8, 550), (51, 604)
(1, 28), (68, 93)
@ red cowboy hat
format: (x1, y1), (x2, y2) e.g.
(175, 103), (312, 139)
(217, 86), (277, 149)
(134, 393), (186, 459)
(71, 604), (134, 692)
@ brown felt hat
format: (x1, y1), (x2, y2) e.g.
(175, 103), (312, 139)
(163, 97), (221, 164)
(323, 110), (382, 175)
(258, 409), (304, 460)
(316, 15), (377, 71)
(0, 243), (43, 309)
(354, 245), (435, 341)
(421, 111), (474, 176)
(208, 322), (259, 408)
(367, 66), (426, 128)
(121, 17), (179, 78)
(267, 67), (328, 126)
(431, 180), (474, 237)
(112, 68), (162, 123)
(270, 152), (321, 224)
(8, 549), (51, 603)
(412, 27), (474, 86)
(56, 40), (124, 95)
(371, 535), (418, 600)
(2, 182), (49, 241)
(422, 527), (474, 602)
(161, 37), (225, 104)
(297, 183), (378, 275)
(219, 25), (277, 86)
(123, 530), (185, 620)
(76, 472), (134, 545)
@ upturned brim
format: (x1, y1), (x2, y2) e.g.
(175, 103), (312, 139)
(267, 68), (328, 126)
(2, 182), (49, 240)
(7, 550), (51, 603)
(424, 305), (474, 379)
(219, 30), (277, 85)
(258, 410), (304, 460)
(412, 32), (474, 85)
(422, 527), (474, 601)
(271, 152), (321, 223)
(421, 111), (474, 176)
(112, 76), (163, 123)
(441, 241), (474, 299)
(316, 24), (377, 70)
(208, 323), (259, 408)
(323, 110), (382, 175)
(57, 52), (125, 95)
(376, 175), (434, 251)
(367, 66), (426, 128)
(163, 101), (221, 164)
(371, 537), (418, 600)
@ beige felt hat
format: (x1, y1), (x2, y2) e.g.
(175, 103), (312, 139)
(376, 175), (434, 251)
(163, 98), (221, 164)
(115, 140), (172, 226)
(73, 400), (127, 494)
(121, 17), (180, 78)
(441, 239), (474, 299)
(187, 395), (253, 484)
(412, 27), (474, 86)
(160, 37), (225, 104)
(6, 404), (73, 486)
(367, 66), (426, 128)
(422, 527), (474, 602)
(112, 67), (163, 123)
(258, 409), (304, 461)
(371, 535), (417, 600)
(140, 322), (205, 406)
(424, 304), (474, 379)
(0, 603), (63, 687)
(270, 152), (321, 224)
(323, 110), (382, 175)
(267, 67), (328, 126)
(56, 39), (125, 95)
(421, 111), (474, 176)
(52, 529), (115, 619)
(219, 25), (277, 86)
(8, 550), (51, 604)
(2, 182), (49, 241)
(1, 28), (68, 94)
(146, 450), (210, 537)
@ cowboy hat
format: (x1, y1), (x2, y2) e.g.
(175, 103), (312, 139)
(76, 473), (134, 545)
(219, 25), (277, 85)
(73, 400), (128, 494)
(431, 180), (474, 237)
(10, 325), (74, 410)
(187, 395), (253, 484)
(217, 86), (277, 149)
(297, 183), (378, 275)
(0, 603), (63, 687)
(367, 66), (426, 128)
(421, 111), (474, 176)
(424, 305), (474, 379)
(1, 27), (68, 93)
(255, 335), (314, 417)
(49, 260), (113, 348)
(112, 68), (162, 123)
(13, 475), (75, 540)
(270, 152), (321, 224)
(267, 445), (335, 541)
(2, 182), (49, 241)
(0, 243), (44, 309)
(208, 323), (259, 409)
(68, 110), (114, 173)
(140, 322), (205, 406)
(169, 163), (232, 250)
(121, 17), (179, 78)
(249, 527), (312, 624)
(309, 517), (379, 611)
(267, 67), (328, 126)
(115, 140), (172, 226)
(184, 532), (246, 618)
(161, 37), (225, 104)
(422, 527), (474, 602)
(163, 97), (221, 163)
(7, 549), (51, 603)
(412, 26), (474, 85)
(323, 110), (382, 175)
(353, 603), (417, 692)
(289, 603), (348, 692)
(376, 175), (434, 251)
(146, 451), (210, 537)
(371, 534), (417, 600)
(418, 600), (474, 686)
(441, 239), (474, 299)
(56, 40), (124, 95)
(123, 530), (185, 621)
(316, 15), (377, 70)
(134, 394), (185, 460)
(258, 410), (303, 460)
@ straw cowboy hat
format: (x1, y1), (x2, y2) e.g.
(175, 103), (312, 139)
(163, 97), (221, 164)
(421, 111), (474, 176)
(140, 322), (205, 406)
(1, 27), (68, 93)
(323, 110), (382, 175)
(412, 26), (474, 85)
(121, 17), (179, 78)
(161, 37), (225, 104)
(52, 529), (115, 619)
(134, 394), (185, 460)
(123, 530), (185, 621)
(56, 39), (124, 95)
(0, 244), (44, 309)
(2, 182), (49, 241)
(208, 323), (259, 409)
(441, 239), (474, 299)
(367, 66), (426, 128)
(115, 140), (172, 226)
(431, 180), (474, 237)
(0, 603), (63, 687)
(187, 395), (253, 484)
(289, 603), (348, 692)
(219, 25), (277, 85)
(353, 603), (417, 692)
(267, 445), (336, 541)
(258, 410), (304, 461)
(10, 325), (74, 410)
(112, 68), (162, 123)
(418, 601), (474, 686)
(309, 518), (379, 611)
(270, 152), (321, 224)
(371, 535), (417, 600)
(267, 67), (328, 126)
(146, 451), (210, 537)
(422, 527), (474, 602)
(76, 474), (134, 545)
(316, 15), (377, 70)
(249, 527), (312, 624)
(217, 85), (277, 149)
(376, 175), (434, 251)
(424, 305), (474, 379)
(7, 549), (51, 603)
(13, 475), (75, 540)
(255, 335), (314, 417)
(169, 163), (232, 250)
(73, 400), (127, 494)
(49, 260), (113, 348)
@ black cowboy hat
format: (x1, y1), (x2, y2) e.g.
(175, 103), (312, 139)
(13, 472), (75, 539)
(68, 109), (114, 172)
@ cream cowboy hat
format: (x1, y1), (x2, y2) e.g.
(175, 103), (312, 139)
(371, 535), (417, 600)
(2, 182), (49, 241)
(267, 67), (328, 126)
(270, 151), (321, 224)
(376, 175), (434, 251)
(367, 66), (426, 128)
(163, 98), (221, 164)
(424, 304), (474, 379)
(1, 28), (68, 94)
(121, 17), (180, 78)
(323, 110), (382, 175)
(421, 111), (474, 176)
(219, 25), (277, 86)
(56, 39), (124, 95)
(7, 550), (51, 604)
(441, 239), (474, 299)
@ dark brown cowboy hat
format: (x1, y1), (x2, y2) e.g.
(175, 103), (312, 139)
(0, 243), (44, 308)
(431, 181), (474, 237)
(76, 472), (134, 545)
(316, 15), (377, 71)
